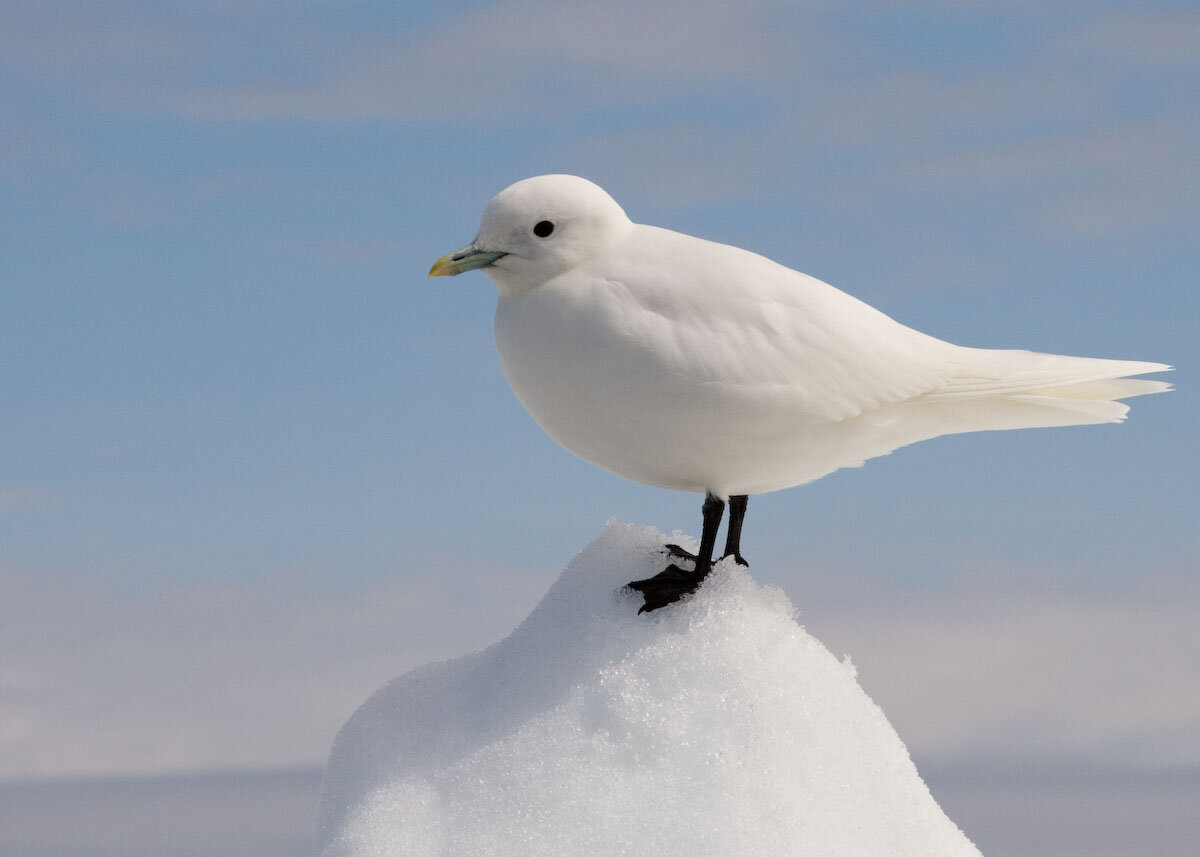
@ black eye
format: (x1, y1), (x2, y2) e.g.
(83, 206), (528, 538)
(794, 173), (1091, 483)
(533, 220), (555, 238)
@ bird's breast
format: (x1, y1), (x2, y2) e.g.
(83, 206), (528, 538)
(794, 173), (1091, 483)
(492, 279), (810, 493)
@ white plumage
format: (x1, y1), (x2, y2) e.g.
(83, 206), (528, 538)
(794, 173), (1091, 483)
(432, 174), (1170, 498)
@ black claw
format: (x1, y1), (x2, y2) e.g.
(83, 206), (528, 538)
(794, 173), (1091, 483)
(664, 543), (748, 568)
(662, 543), (698, 561)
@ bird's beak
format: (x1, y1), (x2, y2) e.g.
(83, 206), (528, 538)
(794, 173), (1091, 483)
(428, 243), (508, 277)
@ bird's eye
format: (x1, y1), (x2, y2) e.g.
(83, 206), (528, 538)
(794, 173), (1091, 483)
(533, 220), (555, 238)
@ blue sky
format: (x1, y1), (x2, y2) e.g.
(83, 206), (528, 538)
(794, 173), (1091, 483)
(2, 0), (1197, 821)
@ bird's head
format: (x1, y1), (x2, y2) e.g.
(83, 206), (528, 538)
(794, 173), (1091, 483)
(429, 174), (633, 298)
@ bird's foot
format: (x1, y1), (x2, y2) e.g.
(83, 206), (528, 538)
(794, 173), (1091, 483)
(630, 539), (749, 613)
(626, 565), (702, 614)
(663, 543), (749, 568)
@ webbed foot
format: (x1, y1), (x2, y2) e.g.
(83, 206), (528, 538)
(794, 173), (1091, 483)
(626, 565), (702, 613)
(629, 493), (741, 614)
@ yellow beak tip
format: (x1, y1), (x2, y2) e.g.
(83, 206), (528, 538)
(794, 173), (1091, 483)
(428, 256), (452, 277)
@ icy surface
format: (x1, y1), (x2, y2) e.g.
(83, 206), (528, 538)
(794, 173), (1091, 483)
(315, 521), (981, 857)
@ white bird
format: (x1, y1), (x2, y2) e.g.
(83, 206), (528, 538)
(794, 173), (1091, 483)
(430, 174), (1171, 612)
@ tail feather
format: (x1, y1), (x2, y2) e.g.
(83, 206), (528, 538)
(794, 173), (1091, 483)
(1024, 377), (1172, 401)
(1006, 394), (1130, 425)
(736, 351), (1169, 492)
(923, 349), (1172, 406)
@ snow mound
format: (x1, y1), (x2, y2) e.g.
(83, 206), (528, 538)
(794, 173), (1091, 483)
(315, 521), (980, 857)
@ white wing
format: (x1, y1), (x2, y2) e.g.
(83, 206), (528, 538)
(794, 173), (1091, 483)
(591, 225), (1169, 424)
(581, 225), (956, 423)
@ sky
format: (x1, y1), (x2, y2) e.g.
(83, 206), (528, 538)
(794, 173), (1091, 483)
(1, 0), (1197, 851)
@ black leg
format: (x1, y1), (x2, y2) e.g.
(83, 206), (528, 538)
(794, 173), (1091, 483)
(723, 494), (749, 566)
(692, 492), (725, 580)
(628, 492), (726, 613)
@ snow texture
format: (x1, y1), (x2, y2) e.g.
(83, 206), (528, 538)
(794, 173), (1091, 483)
(315, 521), (981, 857)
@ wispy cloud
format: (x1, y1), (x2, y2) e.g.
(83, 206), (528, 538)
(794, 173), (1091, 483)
(881, 115), (1200, 236)
(1071, 8), (1200, 64)
(176, 0), (798, 122)
(4, 762), (1199, 857)
(4, 1), (1195, 240)
(0, 485), (47, 513)
(795, 566), (1200, 769)
(0, 769), (322, 857)
(0, 561), (551, 779)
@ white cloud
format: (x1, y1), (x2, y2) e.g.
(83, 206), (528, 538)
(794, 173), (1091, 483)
(877, 114), (1200, 236)
(0, 485), (48, 513)
(1070, 8), (1200, 65)
(0, 769), (322, 857)
(6, 1), (1195, 240)
(176, 0), (798, 122)
(0, 560), (552, 779)
(795, 568), (1200, 769)
(4, 762), (1199, 857)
